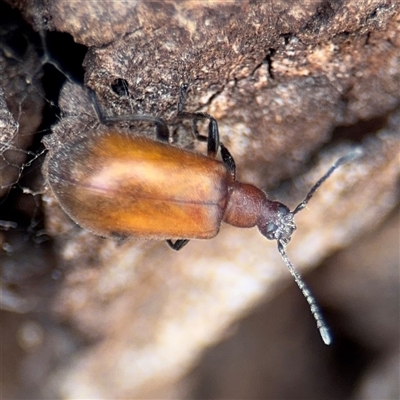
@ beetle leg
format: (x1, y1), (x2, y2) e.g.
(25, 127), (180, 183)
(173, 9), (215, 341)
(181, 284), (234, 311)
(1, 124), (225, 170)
(177, 111), (219, 158)
(178, 83), (189, 114)
(89, 88), (171, 142)
(166, 239), (190, 251)
(178, 85), (218, 156)
(177, 85), (220, 158)
(220, 143), (236, 180)
(88, 88), (104, 122)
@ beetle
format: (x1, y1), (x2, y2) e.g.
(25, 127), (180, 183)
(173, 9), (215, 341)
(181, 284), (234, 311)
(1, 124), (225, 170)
(43, 84), (361, 345)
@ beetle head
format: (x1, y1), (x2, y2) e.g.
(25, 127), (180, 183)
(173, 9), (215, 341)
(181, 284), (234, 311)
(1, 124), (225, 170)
(259, 201), (296, 246)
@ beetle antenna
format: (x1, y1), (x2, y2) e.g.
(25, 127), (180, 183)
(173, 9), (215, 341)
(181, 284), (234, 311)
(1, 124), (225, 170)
(293, 148), (363, 215)
(278, 148), (363, 344)
(277, 241), (332, 345)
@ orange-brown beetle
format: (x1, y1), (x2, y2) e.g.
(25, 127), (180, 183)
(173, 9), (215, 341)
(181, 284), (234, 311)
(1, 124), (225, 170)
(44, 84), (361, 344)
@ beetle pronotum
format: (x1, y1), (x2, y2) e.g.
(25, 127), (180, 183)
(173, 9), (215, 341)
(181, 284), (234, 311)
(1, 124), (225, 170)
(44, 84), (362, 345)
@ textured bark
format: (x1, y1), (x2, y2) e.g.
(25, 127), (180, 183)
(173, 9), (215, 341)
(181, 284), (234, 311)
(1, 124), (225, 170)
(1, 1), (400, 398)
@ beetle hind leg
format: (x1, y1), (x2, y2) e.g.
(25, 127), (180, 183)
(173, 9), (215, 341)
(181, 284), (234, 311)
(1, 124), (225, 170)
(89, 88), (171, 142)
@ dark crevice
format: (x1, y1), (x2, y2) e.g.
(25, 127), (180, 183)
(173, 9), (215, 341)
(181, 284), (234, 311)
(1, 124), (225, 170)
(331, 115), (389, 143)
(111, 78), (130, 97)
(0, 1), (87, 236)
(204, 86), (225, 108)
(263, 48), (276, 79)
(280, 32), (294, 45)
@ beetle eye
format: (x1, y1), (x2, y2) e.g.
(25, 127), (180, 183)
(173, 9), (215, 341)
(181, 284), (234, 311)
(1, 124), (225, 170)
(266, 222), (277, 232)
(277, 204), (290, 216)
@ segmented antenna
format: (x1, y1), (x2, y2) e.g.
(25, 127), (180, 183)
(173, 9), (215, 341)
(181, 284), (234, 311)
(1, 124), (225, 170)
(293, 148), (363, 215)
(278, 241), (331, 345)
(278, 148), (363, 345)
